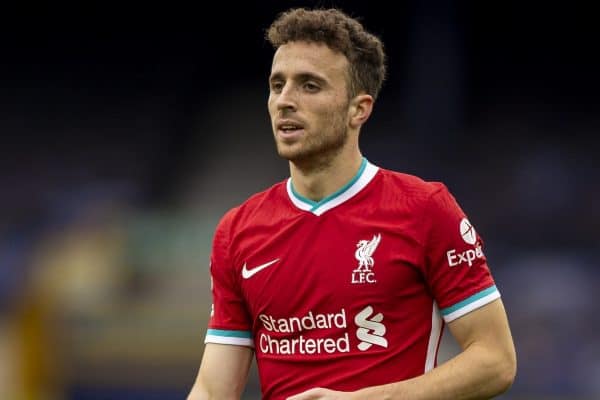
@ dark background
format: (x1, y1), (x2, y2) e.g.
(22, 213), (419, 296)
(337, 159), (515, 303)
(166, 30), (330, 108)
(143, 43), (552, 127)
(1, 1), (598, 399)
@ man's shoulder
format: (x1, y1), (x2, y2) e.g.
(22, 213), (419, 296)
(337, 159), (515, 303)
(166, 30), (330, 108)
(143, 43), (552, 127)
(217, 179), (288, 227)
(377, 167), (447, 199)
(240, 179), (288, 210)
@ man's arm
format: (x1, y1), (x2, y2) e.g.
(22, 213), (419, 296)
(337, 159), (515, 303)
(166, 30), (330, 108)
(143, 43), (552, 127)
(288, 298), (516, 400)
(187, 343), (254, 400)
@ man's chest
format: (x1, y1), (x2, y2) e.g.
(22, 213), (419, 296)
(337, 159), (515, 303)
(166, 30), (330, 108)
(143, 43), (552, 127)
(232, 212), (427, 324)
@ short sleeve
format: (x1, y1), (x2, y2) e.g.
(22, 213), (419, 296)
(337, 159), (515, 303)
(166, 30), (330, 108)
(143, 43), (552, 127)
(205, 209), (254, 347)
(422, 184), (500, 323)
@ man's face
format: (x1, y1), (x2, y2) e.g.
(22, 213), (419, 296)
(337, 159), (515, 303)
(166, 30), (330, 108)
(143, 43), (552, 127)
(268, 41), (352, 164)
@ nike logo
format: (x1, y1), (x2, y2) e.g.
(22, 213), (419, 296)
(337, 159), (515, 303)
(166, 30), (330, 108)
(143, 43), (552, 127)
(242, 259), (280, 279)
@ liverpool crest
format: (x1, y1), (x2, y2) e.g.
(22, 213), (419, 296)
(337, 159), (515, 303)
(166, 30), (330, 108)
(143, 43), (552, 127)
(352, 233), (381, 284)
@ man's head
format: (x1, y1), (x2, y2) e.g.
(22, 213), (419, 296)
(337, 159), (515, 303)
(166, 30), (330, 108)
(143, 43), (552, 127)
(266, 7), (386, 167)
(266, 8), (386, 101)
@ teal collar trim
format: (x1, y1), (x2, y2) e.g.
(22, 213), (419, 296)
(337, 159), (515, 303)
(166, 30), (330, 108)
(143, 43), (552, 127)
(286, 157), (379, 216)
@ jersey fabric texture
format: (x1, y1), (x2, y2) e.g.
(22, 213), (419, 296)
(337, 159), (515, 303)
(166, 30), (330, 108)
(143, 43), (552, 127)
(205, 158), (500, 400)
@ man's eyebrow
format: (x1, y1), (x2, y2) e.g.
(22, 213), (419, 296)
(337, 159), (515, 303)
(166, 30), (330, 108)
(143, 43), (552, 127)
(269, 71), (328, 84)
(296, 72), (327, 84)
(269, 72), (284, 82)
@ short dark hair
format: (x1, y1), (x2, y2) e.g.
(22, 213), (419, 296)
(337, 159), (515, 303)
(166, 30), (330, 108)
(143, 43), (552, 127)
(266, 7), (387, 100)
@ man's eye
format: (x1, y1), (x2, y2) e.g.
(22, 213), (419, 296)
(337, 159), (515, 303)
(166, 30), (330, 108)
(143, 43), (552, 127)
(270, 82), (284, 92)
(304, 82), (320, 91)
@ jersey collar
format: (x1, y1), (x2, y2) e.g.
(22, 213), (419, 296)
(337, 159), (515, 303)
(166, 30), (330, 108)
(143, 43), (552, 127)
(286, 157), (379, 216)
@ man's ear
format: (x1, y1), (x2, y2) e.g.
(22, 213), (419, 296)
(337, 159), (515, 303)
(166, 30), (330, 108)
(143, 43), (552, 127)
(349, 94), (374, 129)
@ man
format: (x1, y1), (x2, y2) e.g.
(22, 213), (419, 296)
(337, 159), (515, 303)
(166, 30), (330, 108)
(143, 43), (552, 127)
(188, 7), (516, 400)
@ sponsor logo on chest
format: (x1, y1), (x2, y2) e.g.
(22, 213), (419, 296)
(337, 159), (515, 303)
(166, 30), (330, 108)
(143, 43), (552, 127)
(258, 305), (388, 355)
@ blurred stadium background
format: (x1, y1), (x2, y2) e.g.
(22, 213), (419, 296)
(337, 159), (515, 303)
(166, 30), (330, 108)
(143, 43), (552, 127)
(1, 1), (598, 399)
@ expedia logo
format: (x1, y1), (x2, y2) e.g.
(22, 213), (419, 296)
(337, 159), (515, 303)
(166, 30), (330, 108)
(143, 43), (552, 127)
(447, 246), (484, 267)
(354, 305), (388, 351)
(447, 218), (485, 267)
(459, 218), (477, 245)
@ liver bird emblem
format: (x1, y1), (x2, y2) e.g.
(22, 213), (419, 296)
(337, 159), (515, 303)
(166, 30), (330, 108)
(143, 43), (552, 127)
(354, 233), (381, 271)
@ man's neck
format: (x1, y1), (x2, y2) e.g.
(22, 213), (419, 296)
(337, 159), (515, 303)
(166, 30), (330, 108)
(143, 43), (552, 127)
(289, 152), (364, 202)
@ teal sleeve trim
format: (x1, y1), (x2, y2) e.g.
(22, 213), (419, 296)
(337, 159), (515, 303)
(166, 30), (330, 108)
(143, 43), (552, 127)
(440, 285), (498, 316)
(206, 328), (252, 338)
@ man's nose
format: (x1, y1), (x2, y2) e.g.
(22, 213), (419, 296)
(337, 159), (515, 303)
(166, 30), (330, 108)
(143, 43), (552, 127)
(276, 84), (298, 111)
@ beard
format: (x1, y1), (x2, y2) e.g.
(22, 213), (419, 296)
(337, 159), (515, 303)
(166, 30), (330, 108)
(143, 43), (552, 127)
(274, 113), (349, 171)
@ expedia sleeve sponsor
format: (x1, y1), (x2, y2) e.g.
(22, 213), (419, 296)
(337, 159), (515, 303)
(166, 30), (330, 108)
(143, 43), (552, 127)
(421, 184), (497, 317)
(446, 244), (485, 267)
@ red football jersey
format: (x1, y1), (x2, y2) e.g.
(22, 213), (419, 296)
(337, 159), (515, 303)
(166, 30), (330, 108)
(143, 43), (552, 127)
(205, 158), (499, 399)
